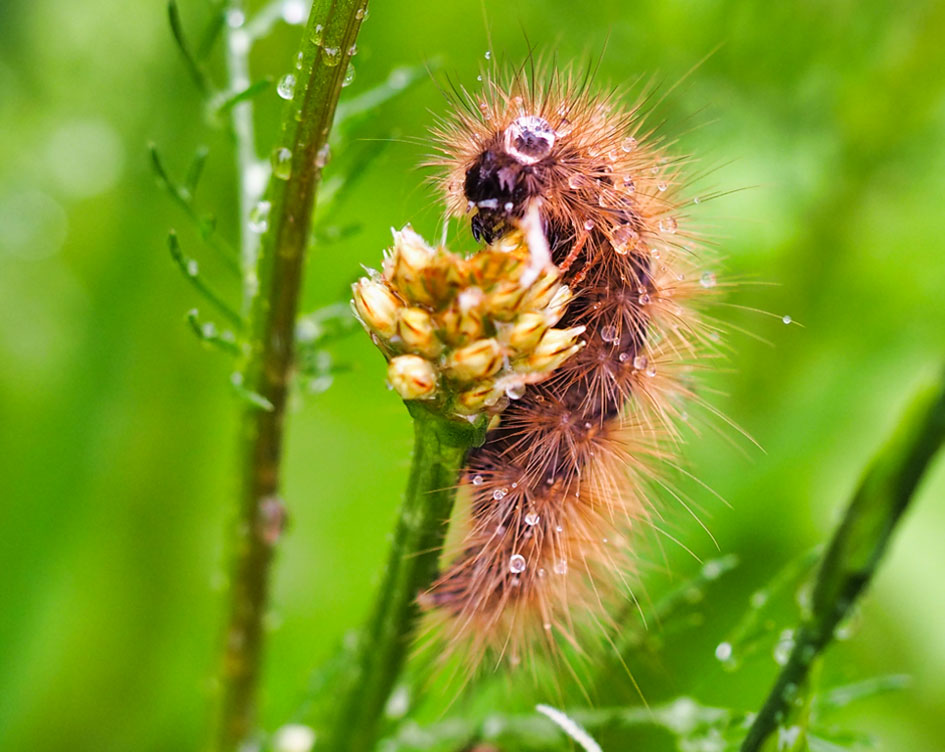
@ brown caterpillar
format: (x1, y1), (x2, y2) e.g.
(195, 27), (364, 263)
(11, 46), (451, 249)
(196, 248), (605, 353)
(422, 62), (723, 670)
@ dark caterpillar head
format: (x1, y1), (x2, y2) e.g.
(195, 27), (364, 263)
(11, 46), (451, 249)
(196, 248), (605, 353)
(465, 115), (557, 243)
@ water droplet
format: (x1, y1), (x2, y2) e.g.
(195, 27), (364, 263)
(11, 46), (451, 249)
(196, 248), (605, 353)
(347, 43), (358, 56)
(342, 63), (355, 87)
(782, 314), (792, 325)
(620, 175), (636, 193)
(618, 352), (630, 362)
(321, 46), (341, 66)
(714, 642), (732, 661)
(248, 200), (271, 233)
(277, 73), (296, 100)
(583, 219), (595, 231)
(568, 174), (587, 190)
(270, 147), (292, 180)
(281, 0), (307, 25)
(543, 622), (552, 630)
(315, 143), (331, 168)
(693, 195), (701, 204)
(186, 259), (199, 276)
(295, 51), (303, 69)
(600, 324), (618, 343)
(492, 487), (508, 500)
(621, 136), (637, 152)
(750, 591), (768, 609)
(659, 216), (678, 233)
(777, 726), (801, 751)
(638, 292), (651, 305)
(225, 9), (245, 27)
(505, 382), (526, 400)
(633, 355), (647, 370)
(555, 119), (572, 137)
(484, 50), (492, 60)
(612, 223), (639, 255)
(657, 181), (668, 192)
(700, 272), (717, 288)
(472, 474), (484, 486)
(645, 366), (657, 378)
(509, 554), (526, 573)
(355, 6), (368, 21)
(524, 512), (540, 526)
(773, 629), (794, 666)
(553, 559), (568, 575)
(311, 23), (324, 45)
(476, 74), (482, 82)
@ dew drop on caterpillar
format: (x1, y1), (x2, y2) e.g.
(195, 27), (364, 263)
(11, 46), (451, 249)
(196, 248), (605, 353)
(420, 59), (728, 675)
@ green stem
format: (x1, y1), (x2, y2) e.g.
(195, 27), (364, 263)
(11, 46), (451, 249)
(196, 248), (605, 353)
(322, 403), (488, 752)
(215, 2), (368, 751)
(740, 373), (945, 752)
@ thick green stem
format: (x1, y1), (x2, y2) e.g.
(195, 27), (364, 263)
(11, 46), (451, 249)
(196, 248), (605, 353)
(740, 374), (945, 752)
(322, 403), (488, 752)
(215, 2), (368, 751)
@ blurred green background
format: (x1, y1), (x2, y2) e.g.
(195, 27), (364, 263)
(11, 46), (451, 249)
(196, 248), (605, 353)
(2, 0), (944, 750)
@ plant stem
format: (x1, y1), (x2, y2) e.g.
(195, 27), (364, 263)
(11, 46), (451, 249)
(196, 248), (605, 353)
(322, 403), (488, 752)
(223, 0), (262, 301)
(215, 2), (368, 751)
(740, 374), (945, 752)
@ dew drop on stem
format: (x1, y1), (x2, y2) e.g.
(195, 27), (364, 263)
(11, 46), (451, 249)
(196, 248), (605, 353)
(270, 147), (292, 180)
(321, 46), (341, 66)
(277, 73), (296, 100)
(248, 200), (271, 233)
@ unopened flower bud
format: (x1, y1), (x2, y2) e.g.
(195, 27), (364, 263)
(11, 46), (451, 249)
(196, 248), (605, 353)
(387, 355), (438, 400)
(544, 285), (572, 324)
(487, 279), (528, 320)
(526, 326), (586, 373)
(455, 380), (502, 414)
(389, 226), (436, 303)
(446, 338), (503, 382)
(504, 312), (550, 352)
(520, 266), (561, 310)
(353, 278), (401, 338)
(397, 307), (441, 357)
(441, 288), (485, 346)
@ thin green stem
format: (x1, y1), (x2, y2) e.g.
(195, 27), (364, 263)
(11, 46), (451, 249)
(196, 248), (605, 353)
(214, 1), (368, 751)
(223, 0), (263, 304)
(322, 403), (488, 752)
(740, 373), (945, 751)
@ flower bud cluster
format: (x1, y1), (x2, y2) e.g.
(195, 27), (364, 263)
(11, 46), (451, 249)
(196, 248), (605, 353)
(353, 226), (585, 416)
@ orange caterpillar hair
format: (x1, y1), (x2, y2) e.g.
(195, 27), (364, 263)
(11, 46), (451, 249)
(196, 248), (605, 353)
(424, 62), (722, 671)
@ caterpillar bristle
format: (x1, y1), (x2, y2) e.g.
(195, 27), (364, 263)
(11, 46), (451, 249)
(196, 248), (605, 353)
(413, 57), (733, 682)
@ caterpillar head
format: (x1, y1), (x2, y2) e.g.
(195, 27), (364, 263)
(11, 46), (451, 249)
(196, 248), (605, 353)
(464, 114), (558, 243)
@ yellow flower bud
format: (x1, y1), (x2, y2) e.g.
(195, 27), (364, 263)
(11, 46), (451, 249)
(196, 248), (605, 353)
(441, 288), (485, 346)
(486, 279), (528, 320)
(397, 307), (441, 358)
(445, 338), (504, 382)
(544, 285), (573, 324)
(520, 266), (561, 310)
(503, 312), (550, 352)
(389, 226), (436, 304)
(387, 355), (438, 400)
(525, 326), (586, 373)
(352, 278), (401, 338)
(454, 380), (502, 414)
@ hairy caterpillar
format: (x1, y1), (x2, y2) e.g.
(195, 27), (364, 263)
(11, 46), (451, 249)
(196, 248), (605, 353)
(421, 61), (724, 671)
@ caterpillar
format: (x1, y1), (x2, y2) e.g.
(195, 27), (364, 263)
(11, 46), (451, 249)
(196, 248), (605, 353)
(421, 62), (724, 671)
